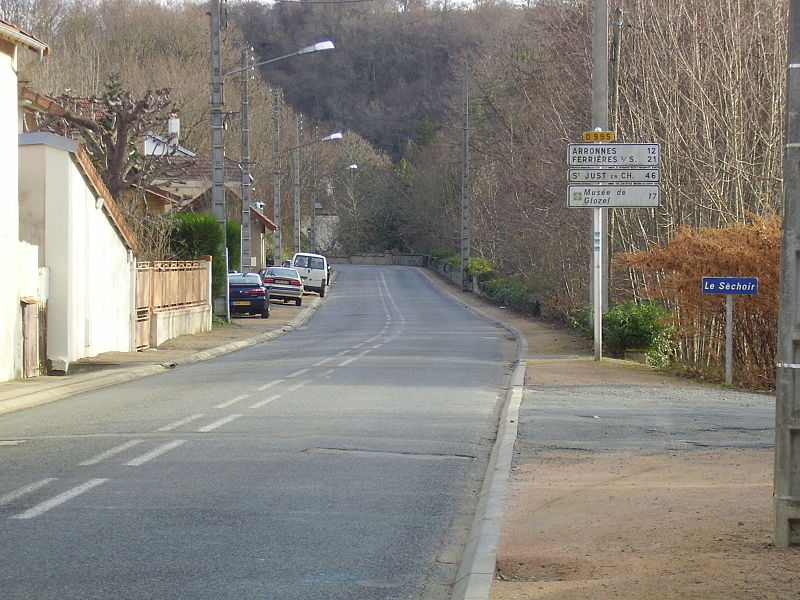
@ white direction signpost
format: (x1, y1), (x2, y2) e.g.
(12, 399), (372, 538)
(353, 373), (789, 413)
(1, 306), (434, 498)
(568, 184), (660, 207)
(568, 168), (660, 183)
(567, 143), (660, 166)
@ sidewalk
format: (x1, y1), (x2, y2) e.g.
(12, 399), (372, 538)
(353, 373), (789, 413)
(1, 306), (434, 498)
(0, 296), (322, 416)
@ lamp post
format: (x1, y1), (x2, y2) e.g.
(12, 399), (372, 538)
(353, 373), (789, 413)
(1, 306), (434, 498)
(273, 129), (342, 264)
(209, 0), (333, 277)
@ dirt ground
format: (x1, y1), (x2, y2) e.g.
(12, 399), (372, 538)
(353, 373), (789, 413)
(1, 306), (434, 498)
(485, 319), (800, 600)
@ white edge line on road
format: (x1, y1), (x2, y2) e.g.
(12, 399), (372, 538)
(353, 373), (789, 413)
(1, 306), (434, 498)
(197, 414), (243, 433)
(312, 357), (333, 367)
(215, 394), (250, 409)
(339, 357), (356, 366)
(11, 478), (108, 520)
(125, 440), (187, 466)
(249, 394), (282, 409)
(320, 369), (336, 378)
(257, 380), (284, 391)
(157, 414), (206, 432)
(0, 478), (57, 507)
(79, 439), (145, 466)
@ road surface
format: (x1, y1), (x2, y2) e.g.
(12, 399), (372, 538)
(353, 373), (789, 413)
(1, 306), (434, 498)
(0, 265), (515, 600)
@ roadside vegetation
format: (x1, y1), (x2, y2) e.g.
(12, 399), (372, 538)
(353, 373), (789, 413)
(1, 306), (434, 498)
(13, 0), (786, 388)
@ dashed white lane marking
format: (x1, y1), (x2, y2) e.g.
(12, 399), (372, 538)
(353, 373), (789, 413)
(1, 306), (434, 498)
(249, 394), (282, 409)
(286, 368), (310, 378)
(286, 380), (310, 392)
(79, 440), (144, 466)
(196, 414), (243, 433)
(0, 478), (57, 507)
(215, 394), (250, 409)
(125, 440), (187, 466)
(312, 357), (334, 367)
(339, 357), (357, 366)
(320, 369), (336, 378)
(257, 380), (284, 391)
(157, 414), (206, 432)
(335, 350), (349, 357)
(11, 478), (108, 520)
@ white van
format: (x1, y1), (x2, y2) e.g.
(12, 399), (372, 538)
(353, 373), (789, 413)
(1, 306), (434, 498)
(291, 252), (329, 297)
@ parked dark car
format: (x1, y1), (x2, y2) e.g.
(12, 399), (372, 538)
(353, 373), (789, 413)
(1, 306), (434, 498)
(259, 266), (304, 306)
(228, 273), (270, 318)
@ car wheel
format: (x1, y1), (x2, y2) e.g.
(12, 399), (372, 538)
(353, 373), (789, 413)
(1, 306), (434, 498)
(295, 298), (302, 306)
(261, 307), (270, 319)
(319, 287), (325, 298)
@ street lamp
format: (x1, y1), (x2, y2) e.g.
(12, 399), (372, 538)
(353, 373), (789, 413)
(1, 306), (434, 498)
(274, 129), (343, 265)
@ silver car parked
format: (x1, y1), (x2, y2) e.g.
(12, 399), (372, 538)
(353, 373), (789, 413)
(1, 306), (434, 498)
(258, 266), (305, 306)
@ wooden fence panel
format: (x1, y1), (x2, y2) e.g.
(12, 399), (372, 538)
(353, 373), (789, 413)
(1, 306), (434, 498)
(135, 260), (210, 350)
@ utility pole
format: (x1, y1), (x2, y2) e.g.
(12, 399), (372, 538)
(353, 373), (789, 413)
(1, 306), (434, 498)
(272, 89), (282, 266)
(210, 0), (226, 235)
(591, 0), (609, 360)
(294, 115), (302, 255)
(775, 0), (800, 548)
(609, 6), (624, 134)
(240, 47), (253, 273)
(460, 66), (471, 292)
(210, 0), (228, 316)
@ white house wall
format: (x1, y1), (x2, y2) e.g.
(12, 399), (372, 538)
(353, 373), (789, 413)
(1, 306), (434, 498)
(19, 134), (134, 366)
(0, 47), (21, 381)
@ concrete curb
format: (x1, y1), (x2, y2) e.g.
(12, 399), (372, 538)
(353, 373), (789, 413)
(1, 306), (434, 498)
(0, 297), (323, 416)
(416, 269), (527, 600)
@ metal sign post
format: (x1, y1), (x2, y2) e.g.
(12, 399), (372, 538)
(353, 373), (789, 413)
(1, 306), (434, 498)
(701, 276), (759, 385)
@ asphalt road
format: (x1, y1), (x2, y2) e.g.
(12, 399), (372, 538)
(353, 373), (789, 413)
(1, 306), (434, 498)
(517, 383), (774, 456)
(0, 265), (516, 600)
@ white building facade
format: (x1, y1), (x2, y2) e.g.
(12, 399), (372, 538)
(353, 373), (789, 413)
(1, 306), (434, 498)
(0, 21), (47, 381)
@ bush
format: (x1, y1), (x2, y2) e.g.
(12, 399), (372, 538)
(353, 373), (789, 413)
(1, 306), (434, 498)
(481, 277), (541, 316)
(226, 221), (241, 271)
(170, 213), (226, 298)
(466, 256), (494, 281)
(571, 301), (673, 364)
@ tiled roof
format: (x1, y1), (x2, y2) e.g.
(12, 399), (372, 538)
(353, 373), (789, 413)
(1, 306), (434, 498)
(158, 155), (243, 183)
(0, 19), (49, 56)
(252, 207), (277, 231)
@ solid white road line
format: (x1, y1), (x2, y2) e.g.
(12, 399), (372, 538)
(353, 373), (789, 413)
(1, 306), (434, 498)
(257, 380), (284, 391)
(79, 440), (145, 466)
(215, 394), (250, 409)
(196, 414), (243, 433)
(125, 440), (187, 466)
(0, 478), (57, 507)
(11, 478), (108, 520)
(249, 394), (282, 410)
(157, 414), (206, 432)
(312, 357), (334, 367)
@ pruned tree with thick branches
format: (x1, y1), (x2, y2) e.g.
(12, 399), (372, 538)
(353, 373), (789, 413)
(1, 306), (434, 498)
(33, 73), (174, 203)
